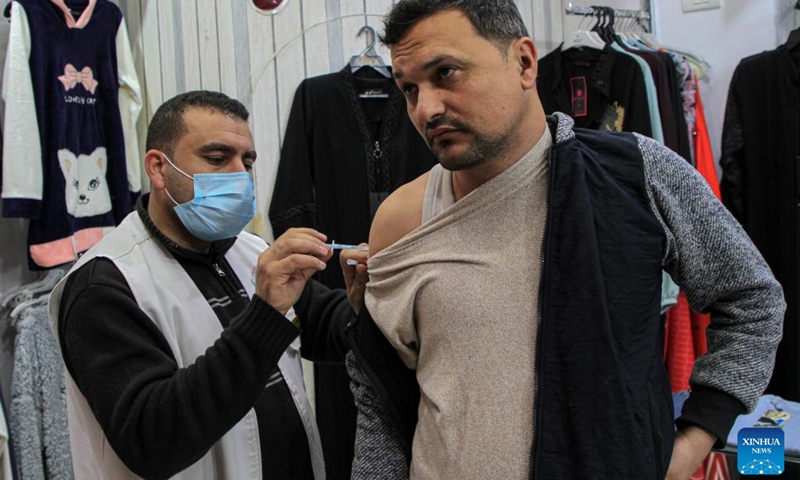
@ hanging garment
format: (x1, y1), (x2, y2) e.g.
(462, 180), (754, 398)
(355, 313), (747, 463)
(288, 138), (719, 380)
(1, 0), (142, 269)
(9, 305), (73, 479)
(720, 44), (800, 404)
(537, 44), (653, 137)
(269, 65), (437, 480)
(0, 387), (17, 480)
(270, 65), (436, 274)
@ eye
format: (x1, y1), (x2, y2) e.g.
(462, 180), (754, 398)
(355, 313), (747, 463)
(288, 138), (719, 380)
(72, 179), (79, 189)
(244, 161), (254, 172)
(400, 83), (417, 96)
(439, 66), (456, 79)
(88, 178), (100, 190)
(206, 156), (226, 164)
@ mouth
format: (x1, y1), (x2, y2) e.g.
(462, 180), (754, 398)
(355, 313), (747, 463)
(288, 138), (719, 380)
(427, 127), (460, 142)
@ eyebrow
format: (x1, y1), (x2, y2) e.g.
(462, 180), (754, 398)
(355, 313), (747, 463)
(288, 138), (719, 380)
(196, 142), (257, 160)
(393, 54), (469, 81)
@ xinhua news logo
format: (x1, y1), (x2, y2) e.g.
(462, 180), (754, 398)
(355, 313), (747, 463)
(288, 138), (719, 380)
(738, 427), (784, 475)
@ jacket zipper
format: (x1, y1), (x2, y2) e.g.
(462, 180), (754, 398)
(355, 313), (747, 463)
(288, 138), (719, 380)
(530, 145), (555, 480)
(212, 263), (226, 277)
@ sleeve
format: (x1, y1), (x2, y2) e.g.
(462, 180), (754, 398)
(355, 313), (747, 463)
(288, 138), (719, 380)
(58, 258), (300, 479)
(718, 66), (745, 222)
(622, 56), (653, 139)
(637, 133), (785, 446)
(346, 351), (410, 480)
(268, 81), (318, 238)
(1, 2), (43, 218)
(115, 19), (143, 199)
(293, 279), (353, 363)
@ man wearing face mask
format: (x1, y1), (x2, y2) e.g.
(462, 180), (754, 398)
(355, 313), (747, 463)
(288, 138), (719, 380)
(47, 91), (368, 480)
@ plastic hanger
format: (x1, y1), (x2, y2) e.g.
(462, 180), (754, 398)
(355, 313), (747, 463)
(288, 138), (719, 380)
(0, 266), (67, 309)
(563, 7), (606, 51)
(349, 26), (391, 80)
(10, 294), (49, 325)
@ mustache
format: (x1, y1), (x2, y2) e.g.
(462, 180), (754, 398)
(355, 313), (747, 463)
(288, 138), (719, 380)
(425, 116), (471, 139)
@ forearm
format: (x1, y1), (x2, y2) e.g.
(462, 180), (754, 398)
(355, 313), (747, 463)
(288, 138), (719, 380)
(639, 133), (785, 440)
(294, 279), (353, 363)
(61, 278), (298, 478)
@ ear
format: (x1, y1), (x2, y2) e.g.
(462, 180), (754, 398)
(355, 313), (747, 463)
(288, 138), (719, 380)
(513, 37), (538, 91)
(92, 147), (107, 172)
(144, 149), (169, 190)
(57, 149), (76, 178)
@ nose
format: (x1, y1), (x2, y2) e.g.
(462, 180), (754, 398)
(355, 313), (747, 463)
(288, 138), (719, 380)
(228, 157), (249, 173)
(412, 87), (446, 131)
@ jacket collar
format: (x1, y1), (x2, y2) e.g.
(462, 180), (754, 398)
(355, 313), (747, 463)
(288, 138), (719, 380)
(136, 194), (237, 265)
(543, 43), (617, 101)
(778, 44), (800, 84)
(549, 112), (577, 144)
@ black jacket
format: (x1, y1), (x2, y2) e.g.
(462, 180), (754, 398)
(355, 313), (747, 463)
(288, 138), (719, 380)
(720, 44), (800, 403)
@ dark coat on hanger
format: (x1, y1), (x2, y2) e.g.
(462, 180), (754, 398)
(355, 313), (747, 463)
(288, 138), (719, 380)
(720, 44), (800, 402)
(270, 66), (437, 291)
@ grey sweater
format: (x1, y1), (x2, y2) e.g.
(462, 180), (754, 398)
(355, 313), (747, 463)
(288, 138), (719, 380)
(10, 305), (74, 480)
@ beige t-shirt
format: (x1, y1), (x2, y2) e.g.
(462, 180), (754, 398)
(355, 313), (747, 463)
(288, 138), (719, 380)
(365, 129), (552, 480)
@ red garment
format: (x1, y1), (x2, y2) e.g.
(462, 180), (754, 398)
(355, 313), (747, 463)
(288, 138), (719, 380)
(665, 292), (694, 392)
(694, 89), (721, 201)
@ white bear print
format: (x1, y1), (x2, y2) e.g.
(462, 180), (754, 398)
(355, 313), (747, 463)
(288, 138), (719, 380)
(58, 147), (112, 218)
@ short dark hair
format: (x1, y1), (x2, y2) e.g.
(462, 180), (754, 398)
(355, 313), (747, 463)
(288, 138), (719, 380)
(145, 90), (250, 157)
(380, 0), (529, 54)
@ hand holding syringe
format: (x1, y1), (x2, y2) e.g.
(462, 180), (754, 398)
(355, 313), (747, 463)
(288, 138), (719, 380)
(326, 241), (368, 265)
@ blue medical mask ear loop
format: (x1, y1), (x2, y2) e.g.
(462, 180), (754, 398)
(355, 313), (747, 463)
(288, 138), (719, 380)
(162, 153), (193, 207)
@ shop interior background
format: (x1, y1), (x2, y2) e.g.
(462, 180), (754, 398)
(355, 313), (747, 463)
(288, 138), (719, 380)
(0, 0), (797, 408)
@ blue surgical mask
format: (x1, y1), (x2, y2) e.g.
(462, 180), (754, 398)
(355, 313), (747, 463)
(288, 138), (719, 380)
(163, 153), (256, 242)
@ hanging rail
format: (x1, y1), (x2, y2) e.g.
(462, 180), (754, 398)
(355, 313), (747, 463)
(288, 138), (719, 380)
(565, 4), (651, 32)
(565, 5), (650, 20)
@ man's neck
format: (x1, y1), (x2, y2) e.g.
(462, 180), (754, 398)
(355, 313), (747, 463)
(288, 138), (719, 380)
(147, 193), (211, 253)
(451, 114), (548, 201)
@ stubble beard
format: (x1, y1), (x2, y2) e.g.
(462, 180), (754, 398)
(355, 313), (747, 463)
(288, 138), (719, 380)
(431, 130), (512, 171)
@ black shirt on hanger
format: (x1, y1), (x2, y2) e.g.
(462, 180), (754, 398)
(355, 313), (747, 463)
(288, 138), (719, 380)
(537, 44), (653, 138)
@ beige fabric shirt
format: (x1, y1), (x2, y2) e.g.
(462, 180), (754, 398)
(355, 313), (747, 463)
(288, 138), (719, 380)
(365, 129), (552, 480)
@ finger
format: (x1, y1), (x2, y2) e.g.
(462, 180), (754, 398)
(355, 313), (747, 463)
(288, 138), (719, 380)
(339, 248), (369, 267)
(355, 263), (369, 282)
(284, 227), (328, 242)
(265, 236), (330, 261)
(266, 254), (327, 277)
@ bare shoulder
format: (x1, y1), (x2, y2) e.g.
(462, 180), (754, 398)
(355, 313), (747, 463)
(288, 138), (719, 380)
(369, 172), (430, 256)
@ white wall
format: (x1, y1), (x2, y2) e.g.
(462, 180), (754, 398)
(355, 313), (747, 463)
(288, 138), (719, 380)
(653, 0), (780, 163)
(776, 0), (800, 47)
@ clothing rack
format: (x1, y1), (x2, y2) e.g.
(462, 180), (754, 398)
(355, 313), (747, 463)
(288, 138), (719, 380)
(565, 5), (651, 33)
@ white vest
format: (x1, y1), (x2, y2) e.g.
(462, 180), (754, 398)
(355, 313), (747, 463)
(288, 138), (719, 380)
(48, 212), (325, 480)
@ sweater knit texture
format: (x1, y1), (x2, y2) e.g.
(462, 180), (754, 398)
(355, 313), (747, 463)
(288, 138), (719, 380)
(365, 129), (551, 479)
(10, 305), (74, 480)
